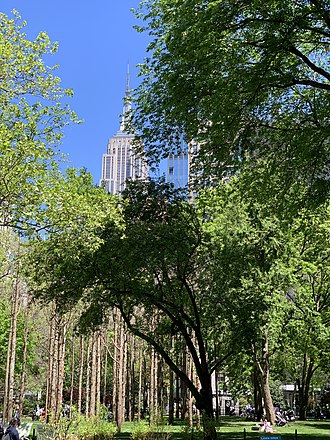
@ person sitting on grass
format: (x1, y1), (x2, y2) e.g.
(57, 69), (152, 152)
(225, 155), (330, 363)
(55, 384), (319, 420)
(264, 420), (278, 433)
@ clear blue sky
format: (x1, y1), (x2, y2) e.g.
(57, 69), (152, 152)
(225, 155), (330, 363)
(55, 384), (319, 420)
(2, 1), (149, 183)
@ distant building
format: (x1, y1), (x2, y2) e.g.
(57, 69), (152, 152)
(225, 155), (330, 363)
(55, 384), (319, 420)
(166, 135), (193, 191)
(100, 68), (148, 195)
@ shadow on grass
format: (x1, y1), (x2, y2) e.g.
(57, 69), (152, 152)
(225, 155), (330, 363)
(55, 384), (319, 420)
(303, 422), (330, 431)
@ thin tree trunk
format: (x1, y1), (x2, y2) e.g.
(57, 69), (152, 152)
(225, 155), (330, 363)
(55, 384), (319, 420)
(150, 346), (156, 423)
(113, 309), (119, 423)
(77, 335), (84, 415)
(89, 333), (97, 421)
(117, 315), (127, 431)
(168, 336), (174, 425)
(138, 343), (143, 423)
(96, 331), (102, 417)
(128, 334), (135, 422)
(3, 276), (20, 424)
(103, 334), (108, 406)
(56, 321), (67, 421)
(69, 336), (75, 418)
(85, 335), (92, 417)
(46, 311), (56, 422)
(18, 310), (29, 417)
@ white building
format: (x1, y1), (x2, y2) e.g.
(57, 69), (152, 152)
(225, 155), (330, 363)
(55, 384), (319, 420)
(100, 70), (148, 195)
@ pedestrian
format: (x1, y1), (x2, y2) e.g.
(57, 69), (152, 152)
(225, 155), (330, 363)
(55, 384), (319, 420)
(4, 418), (21, 440)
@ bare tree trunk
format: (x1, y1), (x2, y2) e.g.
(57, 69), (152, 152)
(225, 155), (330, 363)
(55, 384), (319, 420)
(175, 353), (180, 419)
(103, 333), (108, 405)
(157, 356), (164, 418)
(77, 335), (84, 415)
(117, 317), (127, 431)
(128, 334), (135, 422)
(18, 310), (29, 417)
(85, 335), (92, 417)
(168, 336), (174, 425)
(89, 333), (97, 421)
(188, 351), (193, 428)
(150, 346), (155, 423)
(46, 311), (56, 422)
(69, 336), (75, 418)
(56, 321), (67, 420)
(181, 349), (188, 420)
(138, 343), (143, 423)
(96, 331), (102, 417)
(112, 309), (119, 423)
(254, 336), (275, 425)
(3, 276), (20, 424)
(298, 354), (316, 420)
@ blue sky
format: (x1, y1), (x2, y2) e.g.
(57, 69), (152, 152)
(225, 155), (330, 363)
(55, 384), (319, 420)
(1, 1), (149, 183)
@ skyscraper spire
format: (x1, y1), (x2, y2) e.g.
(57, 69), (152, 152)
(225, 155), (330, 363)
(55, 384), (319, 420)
(120, 63), (132, 132)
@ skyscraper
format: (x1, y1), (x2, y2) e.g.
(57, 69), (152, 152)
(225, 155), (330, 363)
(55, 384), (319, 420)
(166, 136), (190, 189)
(100, 69), (148, 195)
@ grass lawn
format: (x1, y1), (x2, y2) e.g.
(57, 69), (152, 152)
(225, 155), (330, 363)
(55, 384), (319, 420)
(118, 417), (330, 440)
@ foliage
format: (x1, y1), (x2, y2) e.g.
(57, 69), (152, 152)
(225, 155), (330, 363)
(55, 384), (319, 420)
(131, 0), (330, 207)
(0, 10), (79, 231)
(131, 420), (172, 440)
(23, 168), (121, 313)
(41, 409), (117, 440)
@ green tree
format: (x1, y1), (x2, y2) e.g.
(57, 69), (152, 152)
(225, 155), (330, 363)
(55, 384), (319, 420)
(131, 0), (330, 206)
(0, 10), (78, 230)
(198, 181), (298, 424)
(27, 179), (234, 440)
(282, 205), (330, 419)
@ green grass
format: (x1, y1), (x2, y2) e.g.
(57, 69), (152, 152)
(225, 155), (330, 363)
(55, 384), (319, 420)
(26, 416), (330, 440)
(116, 417), (330, 440)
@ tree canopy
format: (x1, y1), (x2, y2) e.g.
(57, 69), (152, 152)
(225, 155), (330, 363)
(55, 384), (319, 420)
(0, 10), (78, 230)
(132, 0), (330, 205)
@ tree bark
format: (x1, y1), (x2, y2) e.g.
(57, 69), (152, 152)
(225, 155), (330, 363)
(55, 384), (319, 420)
(18, 309), (29, 418)
(298, 354), (315, 420)
(69, 336), (75, 418)
(89, 332), (97, 420)
(168, 337), (174, 425)
(137, 343), (143, 423)
(77, 335), (84, 415)
(3, 275), (20, 424)
(254, 336), (275, 425)
(85, 335), (92, 417)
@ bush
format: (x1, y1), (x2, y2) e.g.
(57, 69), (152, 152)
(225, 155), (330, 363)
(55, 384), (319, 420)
(131, 421), (171, 440)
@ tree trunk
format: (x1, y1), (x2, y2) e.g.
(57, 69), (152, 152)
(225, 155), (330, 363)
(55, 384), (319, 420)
(56, 320), (67, 420)
(198, 375), (216, 440)
(96, 331), (102, 417)
(128, 333), (135, 422)
(112, 309), (119, 423)
(168, 336), (175, 424)
(85, 335), (92, 417)
(3, 276), (20, 424)
(253, 365), (263, 421)
(150, 346), (156, 422)
(89, 333), (97, 421)
(77, 335), (84, 415)
(298, 354), (315, 420)
(255, 337), (275, 425)
(18, 310), (29, 418)
(103, 333), (108, 406)
(46, 311), (56, 422)
(117, 315), (127, 431)
(69, 336), (75, 418)
(137, 343), (142, 423)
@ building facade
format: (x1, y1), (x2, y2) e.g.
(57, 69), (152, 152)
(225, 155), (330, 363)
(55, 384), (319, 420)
(100, 71), (148, 195)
